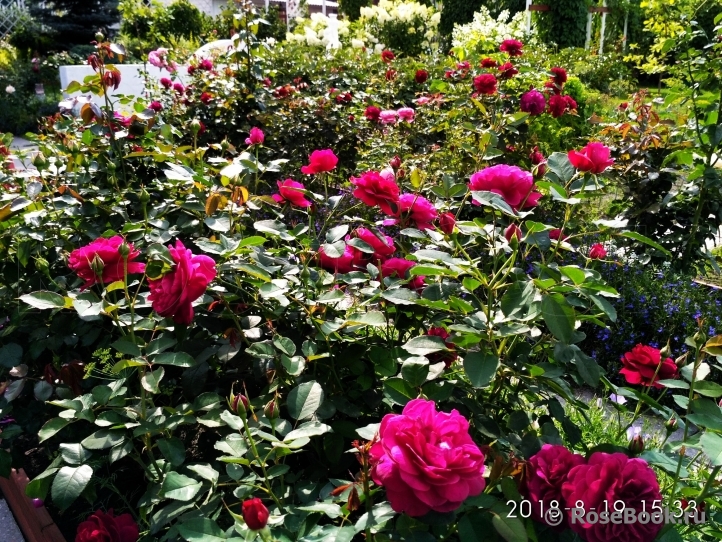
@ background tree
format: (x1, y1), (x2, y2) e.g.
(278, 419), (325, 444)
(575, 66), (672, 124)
(26, 0), (120, 51)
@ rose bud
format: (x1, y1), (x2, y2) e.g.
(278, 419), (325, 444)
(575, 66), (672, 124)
(438, 212), (455, 235)
(242, 498), (269, 530)
(229, 393), (249, 419)
(390, 155), (402, 170)
(629, 434), (644, 454)
(264, 399), (279, 420)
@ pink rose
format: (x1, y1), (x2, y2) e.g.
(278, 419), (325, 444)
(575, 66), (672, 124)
(159, 77), (172, 89)
(469, 164), (541, 210)
(415, 96), (431, 105)
(561, 452), (663, 542)
(172, 82), (185, 94)
(370, 398), (486, 516)
(379, 110), (398, 125)
(68, 236), (145, 290)
(350, 171), (400, 215)
(397, 107), (415, 123)
(148, 240), (216, 325)
(353, 228), (395, 266)
(380, 258), (425, 290)
(245, 127), (264, 146)
(568, 142), (614, 174)
(272, 179), (312, 208)
(149, 101), (163, 112)
(301, 149), (338, 174)
(520, 90), (546, 116)
(388, 193), (438, 231)
(318, 244), (355, 274)
(620, 344), (678, 388)
(589, 243), (607, 259)
(521, 444), (585, 529)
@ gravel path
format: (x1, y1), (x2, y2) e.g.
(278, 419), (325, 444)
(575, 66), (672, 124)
(0, 498), (24, 542)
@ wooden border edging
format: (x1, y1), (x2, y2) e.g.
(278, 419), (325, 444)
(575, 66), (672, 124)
(0, 469), (66, 542)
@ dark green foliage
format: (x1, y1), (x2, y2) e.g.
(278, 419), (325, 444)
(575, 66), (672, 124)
(439, 0), (484, 41)
(256, 6), (288, 42)
(26, 0), (120, 50)
(536, 0), (590, 49)
(152, 0), (205, 40)
(338, 0), (371, 21)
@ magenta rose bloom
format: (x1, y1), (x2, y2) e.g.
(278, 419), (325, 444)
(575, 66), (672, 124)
(318, 244), (355, 274)
(589, 243), (607, 260)
(500, 39), (523, 56)
(561, 452), (663, 542)
(387, 193), (438, 230)
(498, 62), (518, 79)
(350, 171), (400, 214)
(469, 164), (541, 210)
(520, 90), (546, 116)
(76, 509), (139, 542)
(149, 100), (163, 112)
(365, 106), (381, 122)
(380, 258), (425, 290)
(620, 344), (678, 388)
(148, 240), (216, 325)
(353, 228), (395, 266)
(379, 110), (398, 124)
(159, 77), (172, 89)
(547, 94), (570, 117)
(522, 444), (586, 529)
(550, 66), (568, 86)
(68, 236), (145, 290)
(245, 127), (264, 146)
(272, 179), (312, 208)
(473, 74), (497, 95)
(370, 398), (486, 516)
(568, 142), (614, 174)
(301, 149), (338, 174)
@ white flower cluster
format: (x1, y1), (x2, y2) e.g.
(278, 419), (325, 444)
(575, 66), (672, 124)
(452, 7), (531, 53)
(356, 0), (440, 51)
(286, 13), (350, 50)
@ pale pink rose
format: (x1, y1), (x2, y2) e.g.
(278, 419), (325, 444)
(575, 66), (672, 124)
(379, 110), (398, 125)
(397, 107), (415, 123)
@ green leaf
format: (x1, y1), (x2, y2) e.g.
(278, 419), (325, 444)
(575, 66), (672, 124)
(383, 378), (417, 405)
(464, 351), (500, 388)
(177, 518), (225, 542)
(152, 352), (197, 367)
(500, 281), (535, 318)
(402, 335), (448, 356)
(298, 502), (342, 518)
(470, 191), (516, 216)
(573, 349), (601, 387)
(273, 335), (296, 356)
(38, 418), (71, 442)
(346, 312), (386, 327)
(157, 438), (186, 467)
(298, 525), (356, 542)
(161, 472), (203, 500)
(110, 336), (143, 357)
(51, 465), (93, 510)
(0, 449), (11, 478)
(0, 343), (22, 369)
(141, 367), (165, 394)
(59, 443), (92, 465)
(321, 241), (347, 258)
(354, 502), (396, 532)
(692, 382), (722, 398)
(401, 357), (430, 387)
(619, 231), (672, 256)
(287, 381), (324, 420)
(81, 430), (125, 450)
(186, 464), (218, 484)
(326, 224), (349, 243)
(491, 503), (528, 542)
(700, 432), (722, 466)
(284, 421), (332, 442)
(541, 294), (575, 343)
(381, 288), (419, 305)
(547, 152), (575, 183)
(20, 291), (66, 310)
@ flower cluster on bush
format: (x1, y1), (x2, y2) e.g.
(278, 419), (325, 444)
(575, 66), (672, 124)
(451, 7), (531, 54)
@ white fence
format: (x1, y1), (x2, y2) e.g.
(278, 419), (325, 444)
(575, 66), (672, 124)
(0, 0), (25, 38)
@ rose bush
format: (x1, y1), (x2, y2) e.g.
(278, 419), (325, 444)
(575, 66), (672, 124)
(0, 6), (720, 542)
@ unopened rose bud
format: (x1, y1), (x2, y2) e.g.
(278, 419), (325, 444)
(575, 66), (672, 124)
(264, 399), (279, 420)
(139, 187), (150, 204)
(660, 340), (672, 361)
(90, 254), (105, 277)
(389, 155), (401, 170)
(504, 224), (522, 245)
(95, 32), (105, 42)
(35, 257), (49, 274)
(438, 212), (455, 235)
(32, 152), (47, 168)
(629, 435), (644, 454)
(191, 119), (202, 134)
(67, 140), (80, 153)
(220, 139), (230, 152)
(665, 417), (678, 433)
(229, 393), (249, 419)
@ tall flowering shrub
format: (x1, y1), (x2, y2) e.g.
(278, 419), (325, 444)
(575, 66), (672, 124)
(358, 0), (440, 55)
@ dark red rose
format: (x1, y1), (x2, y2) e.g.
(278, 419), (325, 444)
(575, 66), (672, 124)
(562, 453), (663, 542)
(522, 444), (585, 530)
(385, 69), (397, 81)
(550, 67), (567, 86)
(500, 39), (523, 56)
(498, 62), (518, 79)
(480, 58), (498, 68)
(426, 327), (458, 367)
(415, 69), (428, 84)
(438, 212), (455, 235)
(529, 147), (547, 176)
(75, 510), (138, 542)
(620, 344), (678, 388)
(242, 498), (269, 530)
(473, 74), (497, 95)
(365, 106), (381, 122)
(381, 50), (395, 63)
(547, 94), (568, 117)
